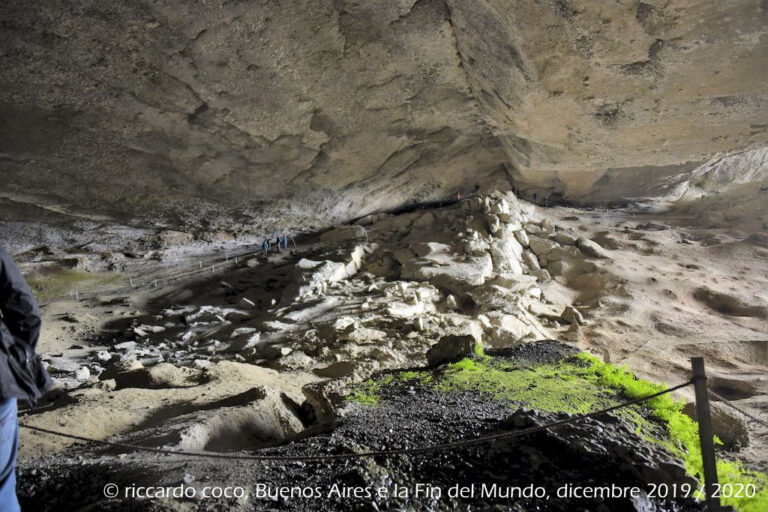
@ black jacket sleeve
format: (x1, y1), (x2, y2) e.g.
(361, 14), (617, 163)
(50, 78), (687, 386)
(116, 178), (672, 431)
(0, 246), (42, 356)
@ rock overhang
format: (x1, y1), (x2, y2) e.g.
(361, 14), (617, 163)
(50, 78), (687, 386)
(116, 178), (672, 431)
(0, 0), (766, 233)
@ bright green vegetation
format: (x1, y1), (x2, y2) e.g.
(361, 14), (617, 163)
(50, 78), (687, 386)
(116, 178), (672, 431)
(26, 268), (122, 301)
(345, 350), (767, 511)
(346, 375), (394, 407)
(397, 370), (432, 384)
(575, 353), (768, 512)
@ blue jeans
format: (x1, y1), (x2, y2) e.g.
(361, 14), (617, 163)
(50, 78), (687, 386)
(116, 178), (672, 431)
(0, 398), (19, 512)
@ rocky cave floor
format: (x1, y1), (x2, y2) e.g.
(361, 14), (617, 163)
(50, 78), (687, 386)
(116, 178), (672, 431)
(11, 192), (768, 511)
(18, 342), (708, 512)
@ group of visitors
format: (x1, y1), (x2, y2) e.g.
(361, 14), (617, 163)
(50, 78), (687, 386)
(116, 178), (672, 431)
(262, 234), (292, 253)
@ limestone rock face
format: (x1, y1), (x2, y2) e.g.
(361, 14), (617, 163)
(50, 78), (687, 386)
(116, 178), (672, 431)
(0, 0), (506, 233)
(1, 0), (766, 236)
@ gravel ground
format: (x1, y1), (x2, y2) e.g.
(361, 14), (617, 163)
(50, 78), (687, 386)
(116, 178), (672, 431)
(18, 342), (705, 512)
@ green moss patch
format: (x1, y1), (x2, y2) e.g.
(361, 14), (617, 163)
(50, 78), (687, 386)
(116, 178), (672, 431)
(346, 376), (394, 407)
(576, 353), (768, 512)
(344, 350), (767, 511)
(27, 268), (122, 301)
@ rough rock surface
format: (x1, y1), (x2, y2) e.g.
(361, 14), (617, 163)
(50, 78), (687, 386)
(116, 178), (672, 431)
(1, 1), (766, 237)
(18, 342), (706, 512)
(426, 334), (479, 367)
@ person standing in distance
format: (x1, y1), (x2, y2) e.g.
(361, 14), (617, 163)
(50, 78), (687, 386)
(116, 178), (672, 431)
(0, 246), (53, 511)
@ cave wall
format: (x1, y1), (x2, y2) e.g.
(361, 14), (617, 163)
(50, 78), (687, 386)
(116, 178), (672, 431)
(446, 0), (768, 199)
(1, 0), (766, 230)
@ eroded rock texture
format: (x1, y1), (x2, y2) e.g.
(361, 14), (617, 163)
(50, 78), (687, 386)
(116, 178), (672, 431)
(1, 0), (766, 229)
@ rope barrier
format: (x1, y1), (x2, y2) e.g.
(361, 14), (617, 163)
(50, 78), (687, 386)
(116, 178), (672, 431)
(708, 389), (768, 429)
(39, 241), (283, 305)
(20, 380), (693, 462)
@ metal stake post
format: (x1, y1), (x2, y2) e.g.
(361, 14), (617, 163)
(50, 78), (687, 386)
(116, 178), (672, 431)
(691, 357), (720, 510)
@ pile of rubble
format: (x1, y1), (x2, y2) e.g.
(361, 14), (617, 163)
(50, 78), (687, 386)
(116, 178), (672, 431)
(43, 191), (612, 392)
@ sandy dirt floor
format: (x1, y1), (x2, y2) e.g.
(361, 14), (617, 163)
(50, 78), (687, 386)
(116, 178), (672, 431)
(14, 197), (767, 508)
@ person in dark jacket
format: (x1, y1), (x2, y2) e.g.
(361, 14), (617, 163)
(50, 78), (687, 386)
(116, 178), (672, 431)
(0, 246), (53, 511)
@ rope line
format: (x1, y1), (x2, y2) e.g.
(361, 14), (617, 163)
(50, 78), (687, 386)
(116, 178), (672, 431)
(40, 242), (285, 305)
(708, 389), (768, 429)
(20, 380), (692, 462)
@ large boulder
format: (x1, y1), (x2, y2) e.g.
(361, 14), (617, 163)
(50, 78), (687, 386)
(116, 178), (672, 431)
(528, 236), (560, 258)
(484, 311), (531, 340)
(576, 238), (611, 259)
(551, 232), (578, 246)
(401, 253), (493, 293)
(548, 246), (582, 262)
(426, 335), (481, 367)
(522, 250), (541, 271)
(486, 214), (501, 235)
(489, 237), (524, 274)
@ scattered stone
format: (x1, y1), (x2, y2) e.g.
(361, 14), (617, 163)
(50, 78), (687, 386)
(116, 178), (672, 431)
(387, 301), (426, 319)
(401, 253), (493, 293)
(514, 230), (529, 247)
(193, 359), (213, 370)
(466, 285), (511, 306)
(527, 302), (564, 321)
(463, 238), (490, 255)
(410, 242), (443, 258)
(95, 379), (116, 391)
(523, 222), (545, 236)
(576, 238), (611, 259)
(522, 250), (541, 271)
(563, 323), (580, 342)
(531, 269), (552, 283)
(560, 306), (585, 325)
(476, 314), (493, 331)
(426, 335), (480, 367)
(546, 260), (570, 277)
(486, 214), (501, 235)
(141, 324), (166, 334)
(528, 236), (560, 258)
(485, 312), (531, 340)
(489, 238), (524, 274)
(116, 355), (144, 371)
(74, 366), (91, 382)
(548, 246), (581, 261)
(46, 358), (81, 373)
(340, 325), (387, 343)
(551, 232), (578, 246)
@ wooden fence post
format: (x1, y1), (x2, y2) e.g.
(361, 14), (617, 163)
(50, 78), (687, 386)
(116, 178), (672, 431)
(691, 357), (720, 510)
